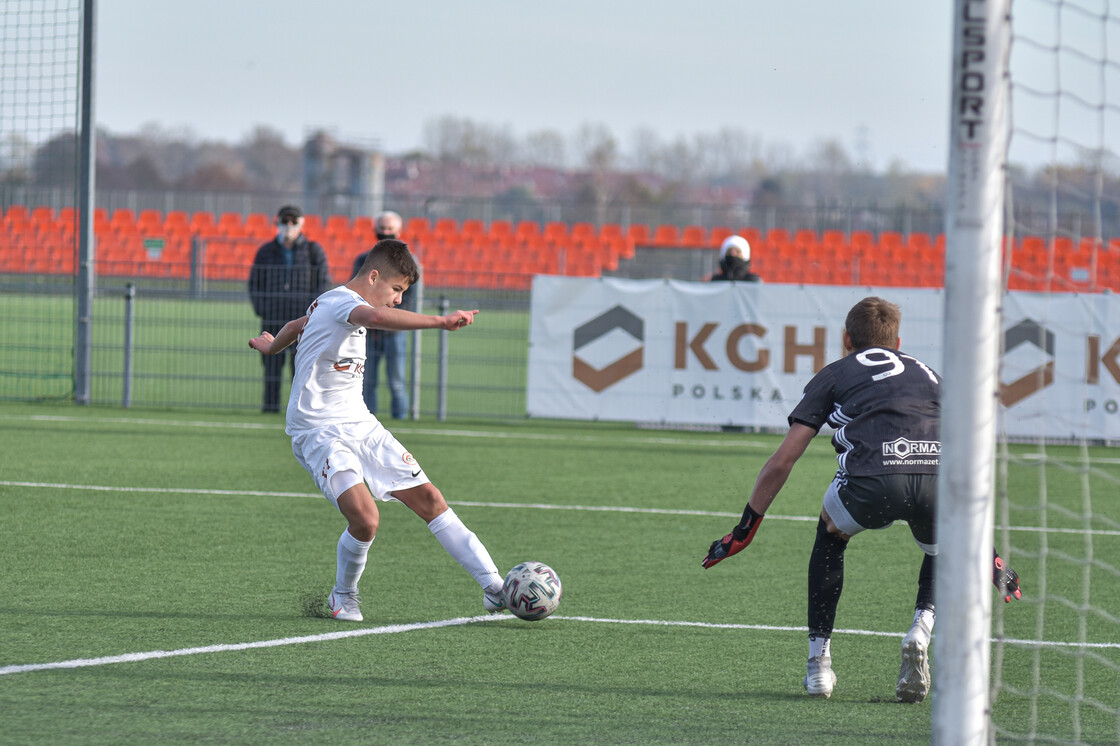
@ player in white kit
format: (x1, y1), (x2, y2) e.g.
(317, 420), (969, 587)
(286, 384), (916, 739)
(249, 239), (505, 621)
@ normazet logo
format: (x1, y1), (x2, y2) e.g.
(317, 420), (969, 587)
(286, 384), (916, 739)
(1000, 319), (1055, 406)
(882, 438), (941, 459)
(572, 305), (643, 392)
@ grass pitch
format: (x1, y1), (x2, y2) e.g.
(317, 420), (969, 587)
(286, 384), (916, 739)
(1, 402), (1117, 744)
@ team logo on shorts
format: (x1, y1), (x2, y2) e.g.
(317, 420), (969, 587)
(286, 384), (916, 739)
(882, 438), (941, 460)
(402, 452), (417, 466)
(333, 358), (357, 372)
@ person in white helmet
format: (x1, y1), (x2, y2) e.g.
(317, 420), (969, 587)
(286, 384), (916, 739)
(711, 234), (762, 282)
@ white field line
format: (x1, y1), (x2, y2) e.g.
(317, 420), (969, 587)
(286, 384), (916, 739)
(20, 413), (1120, 465)
(13, 414), (773, 449)
(2, 479), (1119, 537)
(3, 613), (1115, 678)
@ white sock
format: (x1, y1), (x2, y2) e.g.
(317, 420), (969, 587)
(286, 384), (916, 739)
(809, 635), (831, 660)
(427, 507), (502, 590)
(334, 528), (373, 594)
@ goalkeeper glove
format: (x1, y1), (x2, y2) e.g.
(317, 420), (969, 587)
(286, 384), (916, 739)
(702, 504), (764, 569)
(993, 550), (1022, 602)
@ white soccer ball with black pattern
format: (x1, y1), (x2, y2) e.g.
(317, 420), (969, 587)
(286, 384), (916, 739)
(502, 561), (562, 621)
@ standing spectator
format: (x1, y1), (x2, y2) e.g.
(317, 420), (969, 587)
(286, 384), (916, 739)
(248, 205), (331, 413)
(711, 235), (762, 282)
(351, 211), (413, 419)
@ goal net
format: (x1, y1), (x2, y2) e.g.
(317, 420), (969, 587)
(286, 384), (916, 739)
(0, 0), (82, 401)
(940, 1), (1120, 743)
(994, 1), (1120, 743)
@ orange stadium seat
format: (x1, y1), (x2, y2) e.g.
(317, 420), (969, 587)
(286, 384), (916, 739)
(245, 212), (273, 239)
(515, 221), (541, 242)
(4, 204), (29, 227)
(571, 222), (596, 241)
(680, 225), (707, 248)
(793, 229), (818, 248)
(29, 206), (54, 229)
(165, 210), (190, 236)
(544, 222), (570, 243)
(110, 209), (138, 234)
(766, 229), (791, 250)
(325, 214), (351, 239)
(600, 223), (623, 241)
(189, 211), (216, 235)
(405, 216), (431, 238)
(628, 224), (651, 245)
(351, 216), (377, 248)
(217, 212), (246, 238)
(709, 226), (733, 246)
(433, 217), (459, 236)
(137, 209), (163, 234)
(300, 214), (324, 240)
(652, 224), (680, 246)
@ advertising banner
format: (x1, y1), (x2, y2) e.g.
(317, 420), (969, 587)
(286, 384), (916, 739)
(527, 277), (1120, 440)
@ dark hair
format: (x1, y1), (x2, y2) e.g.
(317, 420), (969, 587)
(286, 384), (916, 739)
(357, 239), (419, 285)
(844, 296), (901, 349)
(276, 204), (302, 220)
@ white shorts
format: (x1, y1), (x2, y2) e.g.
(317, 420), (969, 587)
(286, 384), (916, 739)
(290, 420), (429, 509)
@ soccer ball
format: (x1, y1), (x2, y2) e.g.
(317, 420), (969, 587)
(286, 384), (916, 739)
(502, 561), (562, 621)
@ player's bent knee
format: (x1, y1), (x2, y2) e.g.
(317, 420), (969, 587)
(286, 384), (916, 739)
(394, 483), (448, 522)
(335, 482), (380, 540)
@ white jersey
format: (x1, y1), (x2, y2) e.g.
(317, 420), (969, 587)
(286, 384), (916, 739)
(285, 286), (375, 434)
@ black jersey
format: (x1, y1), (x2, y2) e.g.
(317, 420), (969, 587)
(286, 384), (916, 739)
(788, 347), (941, 477)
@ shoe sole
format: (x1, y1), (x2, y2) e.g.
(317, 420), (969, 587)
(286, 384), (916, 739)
(896, 638), (930, 703)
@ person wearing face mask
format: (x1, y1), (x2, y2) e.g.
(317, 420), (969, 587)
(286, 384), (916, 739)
(351, 211), (414, 419)
(710, 234), (763, 283)
(248, 204), (331, 413)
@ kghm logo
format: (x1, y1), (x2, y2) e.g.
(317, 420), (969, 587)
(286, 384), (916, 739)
(572, 305), (644, 392)
(1001, 319), (1055, 406)
(882, 438), (941, 460)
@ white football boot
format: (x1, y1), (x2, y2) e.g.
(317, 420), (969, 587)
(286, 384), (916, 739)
(804, 655), (838, 698)
(327, 590), (363, 621)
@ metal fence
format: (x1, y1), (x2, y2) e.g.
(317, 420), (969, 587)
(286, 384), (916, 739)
(0, 263), (533, 418)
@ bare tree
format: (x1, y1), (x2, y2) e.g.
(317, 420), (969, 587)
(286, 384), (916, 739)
(521, 129), (566, 169)
(572, 123), (618, 173)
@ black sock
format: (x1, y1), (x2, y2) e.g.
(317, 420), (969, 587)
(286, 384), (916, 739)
(808, 516), (849, 638)
(916, 553), (935, 612)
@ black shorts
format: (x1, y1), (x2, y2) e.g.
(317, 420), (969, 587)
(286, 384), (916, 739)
(822, 472), (937, 554)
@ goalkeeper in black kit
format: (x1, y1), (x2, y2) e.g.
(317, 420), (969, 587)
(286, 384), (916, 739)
(701, 296), (1021, 703)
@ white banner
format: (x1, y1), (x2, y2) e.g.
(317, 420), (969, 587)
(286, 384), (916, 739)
(527, 277), (1120, 440)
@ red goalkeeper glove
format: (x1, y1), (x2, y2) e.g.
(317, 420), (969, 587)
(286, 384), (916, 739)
(993, 550), (1022, 602)
(702, 504), (764, 569)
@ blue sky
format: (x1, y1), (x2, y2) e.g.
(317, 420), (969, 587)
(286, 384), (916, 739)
(94, 1), (1116, 173)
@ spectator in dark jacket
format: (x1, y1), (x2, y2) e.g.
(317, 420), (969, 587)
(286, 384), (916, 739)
(711, 235), (763, 283)
(248, 204), (331, 412)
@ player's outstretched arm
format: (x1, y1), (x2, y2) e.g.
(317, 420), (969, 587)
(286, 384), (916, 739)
(350, 306), (479, 332)
(701, 423), (817, 569)
(249, 316), (307, 355)
(993, 549), (1022, 602)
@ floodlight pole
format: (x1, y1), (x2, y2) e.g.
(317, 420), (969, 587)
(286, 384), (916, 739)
(935, 1), (1010, 744)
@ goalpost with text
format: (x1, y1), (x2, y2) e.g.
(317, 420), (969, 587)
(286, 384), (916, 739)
(941, 1), (1120, 743)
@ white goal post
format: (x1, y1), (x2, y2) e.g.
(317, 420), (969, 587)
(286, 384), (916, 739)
(935, 1), (1010, 744)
